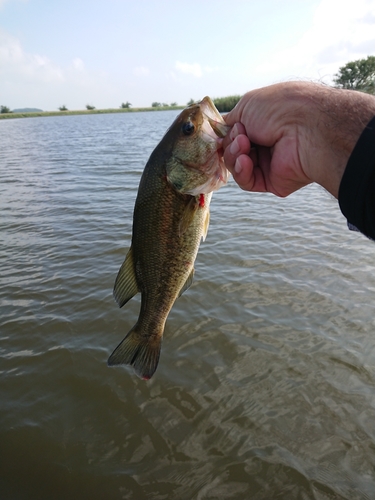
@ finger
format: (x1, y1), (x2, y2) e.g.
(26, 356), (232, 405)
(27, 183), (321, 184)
(256, 146), (272, 183)
(231, 154), (255, 190)
(222, 96), (248, 127)
(223, 134), (251, 173)
(232, 155), (270, 193)
(230, 122), (247, 140)
(222, 122), (247, 150)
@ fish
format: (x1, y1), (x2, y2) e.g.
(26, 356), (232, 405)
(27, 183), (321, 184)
(108, 97), (229, 380)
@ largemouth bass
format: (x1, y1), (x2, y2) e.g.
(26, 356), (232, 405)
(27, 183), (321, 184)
(109, 97), (229, 380)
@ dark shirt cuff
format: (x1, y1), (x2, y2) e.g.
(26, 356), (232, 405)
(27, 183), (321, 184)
(338, 115), (375, 240)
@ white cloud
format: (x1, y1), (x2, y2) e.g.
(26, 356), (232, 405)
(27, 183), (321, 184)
(304, 0), (375, 64)
(0, 29), (111, 109)
(175, 61), (203, 78)
(0, 31), (23, 64)
(72, 57), (84, 71)
(133, 66), (150, 76)
(254, 0), (375, 84)
(0, 29), (64, 82)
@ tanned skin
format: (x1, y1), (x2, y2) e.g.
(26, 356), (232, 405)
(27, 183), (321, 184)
(222, 81), (375, 199)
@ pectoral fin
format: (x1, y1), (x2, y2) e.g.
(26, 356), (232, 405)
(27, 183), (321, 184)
(178, 196), (199, 236)
(113, 247), (139, 307)
(202, 210), (210, 242)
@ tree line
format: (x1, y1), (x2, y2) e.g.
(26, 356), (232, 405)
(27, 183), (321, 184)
(333, 55), (375, 93)
(2, 56), (374, 114)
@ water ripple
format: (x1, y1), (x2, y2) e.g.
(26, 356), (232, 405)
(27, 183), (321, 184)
(1, 111), (375, 499)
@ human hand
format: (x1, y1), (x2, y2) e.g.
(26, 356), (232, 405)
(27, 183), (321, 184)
(222, 82), (375, 198)
(223, 119), (310, 198)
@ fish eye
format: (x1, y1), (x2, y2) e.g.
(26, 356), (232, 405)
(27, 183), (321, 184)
(182, 121), (195, 136)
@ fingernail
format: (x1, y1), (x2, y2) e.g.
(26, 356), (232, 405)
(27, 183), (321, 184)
(234, 159), (242, 174)
(230, 139), (240, 156)
(229, 123), (239, 141)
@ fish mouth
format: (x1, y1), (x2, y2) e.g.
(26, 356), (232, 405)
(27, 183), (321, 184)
(199, 96), (230, 140)
(208, 119), (230, 139)
(173, 96), (230, 197)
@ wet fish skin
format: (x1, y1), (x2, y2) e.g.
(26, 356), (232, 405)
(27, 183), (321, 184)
(108, 97), (229, 380)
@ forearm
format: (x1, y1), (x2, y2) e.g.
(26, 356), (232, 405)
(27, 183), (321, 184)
(303, 85), (375, 198)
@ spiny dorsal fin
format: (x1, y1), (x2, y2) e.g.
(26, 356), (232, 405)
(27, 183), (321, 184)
(113, 247), (139, 307)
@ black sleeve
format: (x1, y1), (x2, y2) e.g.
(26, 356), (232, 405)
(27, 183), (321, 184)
(338, 116), (375, 240)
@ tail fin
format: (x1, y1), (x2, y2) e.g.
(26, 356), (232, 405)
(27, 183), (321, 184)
(107, 326), (162, 380)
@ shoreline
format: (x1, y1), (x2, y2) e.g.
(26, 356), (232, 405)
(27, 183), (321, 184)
(0, 105), (185, 120)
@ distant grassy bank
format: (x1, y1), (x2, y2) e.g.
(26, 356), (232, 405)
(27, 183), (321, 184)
(0, 96), (241, 120)
(0, 105), (185, 120)
(212, 95), (241, 113)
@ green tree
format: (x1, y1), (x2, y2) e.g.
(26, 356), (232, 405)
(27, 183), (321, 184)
(120, 102), (131, 109)
(333, 56), (375, 94)
(187, 98), (195, 106)
(59, 105), (68, 111)
(0, 105), (12, 113)
(151, 102), (161, 107)
(86, 104), (95, 110)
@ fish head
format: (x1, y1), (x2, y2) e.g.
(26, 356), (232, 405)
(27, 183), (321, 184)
(164, 97), (230, 196)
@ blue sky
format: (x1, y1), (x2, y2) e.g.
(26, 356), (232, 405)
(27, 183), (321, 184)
(1, 0), (374, 110)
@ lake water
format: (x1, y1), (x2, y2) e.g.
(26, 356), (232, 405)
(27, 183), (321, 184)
(1, 110), (375, 500)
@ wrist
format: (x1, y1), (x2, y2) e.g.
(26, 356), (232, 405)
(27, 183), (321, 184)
(303, 87), (375, 198)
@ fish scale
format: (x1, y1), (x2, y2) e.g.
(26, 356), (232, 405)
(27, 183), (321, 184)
(108, 97), (229, 380)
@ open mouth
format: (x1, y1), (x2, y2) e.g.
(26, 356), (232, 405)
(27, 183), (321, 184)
(201, 113), (230, 145)
(207, 117), (230, 139)
(200, 96), (230, 141)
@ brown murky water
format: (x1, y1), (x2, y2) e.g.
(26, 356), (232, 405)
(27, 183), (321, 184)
(1, 111), (375, 500)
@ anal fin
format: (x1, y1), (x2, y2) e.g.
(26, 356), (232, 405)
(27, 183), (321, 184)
(178, 268), (195, 298)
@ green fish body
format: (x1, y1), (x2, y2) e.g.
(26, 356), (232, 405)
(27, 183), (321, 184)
(108, 97), (229, 380)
